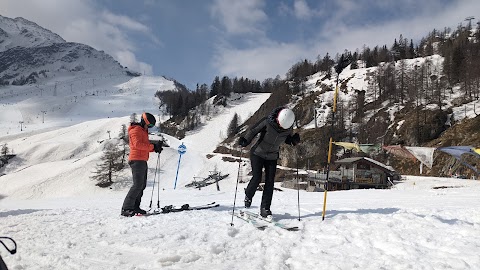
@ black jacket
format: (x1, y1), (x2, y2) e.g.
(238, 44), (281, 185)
(243, 107), (295, 160)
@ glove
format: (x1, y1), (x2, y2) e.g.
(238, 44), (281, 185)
(291, 133), (300, 145)
(153, 142), (163, 153)
(238, 137), (248, 147)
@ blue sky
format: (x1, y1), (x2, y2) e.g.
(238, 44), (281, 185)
(1, 0), (479, 89)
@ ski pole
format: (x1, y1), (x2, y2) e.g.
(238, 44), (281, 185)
(230, 147), (243, 226)
(296, 149), (301, 221)
(149, 152), (161, 209)
(156, 152), (161, 208)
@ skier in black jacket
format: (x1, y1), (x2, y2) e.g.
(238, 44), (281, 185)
(238, 107), (300, 218)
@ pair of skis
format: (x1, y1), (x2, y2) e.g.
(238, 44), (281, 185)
(137, 202), (219, 216)
(234, 210), (299, 231)
(137, 202), (299, 231)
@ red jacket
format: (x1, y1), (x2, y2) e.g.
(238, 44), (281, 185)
(128, 124), (154, 161)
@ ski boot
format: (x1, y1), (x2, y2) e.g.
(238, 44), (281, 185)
(260, 208), (272, 219)
(121, 209), (135, 217)
(244, 196), (252, 208)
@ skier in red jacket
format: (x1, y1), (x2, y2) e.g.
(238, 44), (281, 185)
(121, 112), (163, 217)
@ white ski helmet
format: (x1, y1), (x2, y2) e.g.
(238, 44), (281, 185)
(276, 108), (295, 129)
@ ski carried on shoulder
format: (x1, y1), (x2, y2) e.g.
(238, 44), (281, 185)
(240, 210), (299, 231)
(138, 202), (219, 216)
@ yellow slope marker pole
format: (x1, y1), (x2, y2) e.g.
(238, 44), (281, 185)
(322, 53), (350, 221)
(321, 85), (338, 221)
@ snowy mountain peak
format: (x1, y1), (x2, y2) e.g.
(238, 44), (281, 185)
(0, 15), (182, 138)
(0, 15), (137, 86)
(0, 15), (66, 52)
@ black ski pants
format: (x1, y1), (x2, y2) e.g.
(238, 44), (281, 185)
(122, 160), (148, 210)
(245, 153), (277, 210)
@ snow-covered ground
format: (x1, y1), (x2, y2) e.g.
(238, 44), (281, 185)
(1, 176), (479, 269)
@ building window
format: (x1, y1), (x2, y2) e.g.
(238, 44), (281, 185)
(357, 163), (370, 170)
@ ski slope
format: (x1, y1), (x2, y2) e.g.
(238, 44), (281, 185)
(0, 77), (271, 198)
(183, 93), (270, 153)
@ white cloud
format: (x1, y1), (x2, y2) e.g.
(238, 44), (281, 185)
(278, 0), (324, 20)
(101, 11), (150, 33)
(213, 0), (480, 82)
(213, 42), (308, 80)
(293, 0), (323, 20)
(0, 0), (156, 74)
(293, 0), (311, 19)
(210, 0), (268, 36)
(115, 50), (153, 75)
(316, 0), (480, 54)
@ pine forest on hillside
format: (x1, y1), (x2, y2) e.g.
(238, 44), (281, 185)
(157, 22), (480, 178)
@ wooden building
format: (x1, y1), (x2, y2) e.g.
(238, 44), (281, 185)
(328, 157), (397, 190)
(280, 157), (398, 192)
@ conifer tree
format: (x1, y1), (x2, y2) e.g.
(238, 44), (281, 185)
(91, 142), (124, 188)
(1, 143), (8, 156)
(227, 113), (240, 136)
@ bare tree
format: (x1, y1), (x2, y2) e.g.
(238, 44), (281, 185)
(397, 59), (408, 104)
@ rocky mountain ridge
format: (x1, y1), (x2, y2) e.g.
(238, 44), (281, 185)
(0, 15), (136, 86)
(0, 15), (65, 51)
